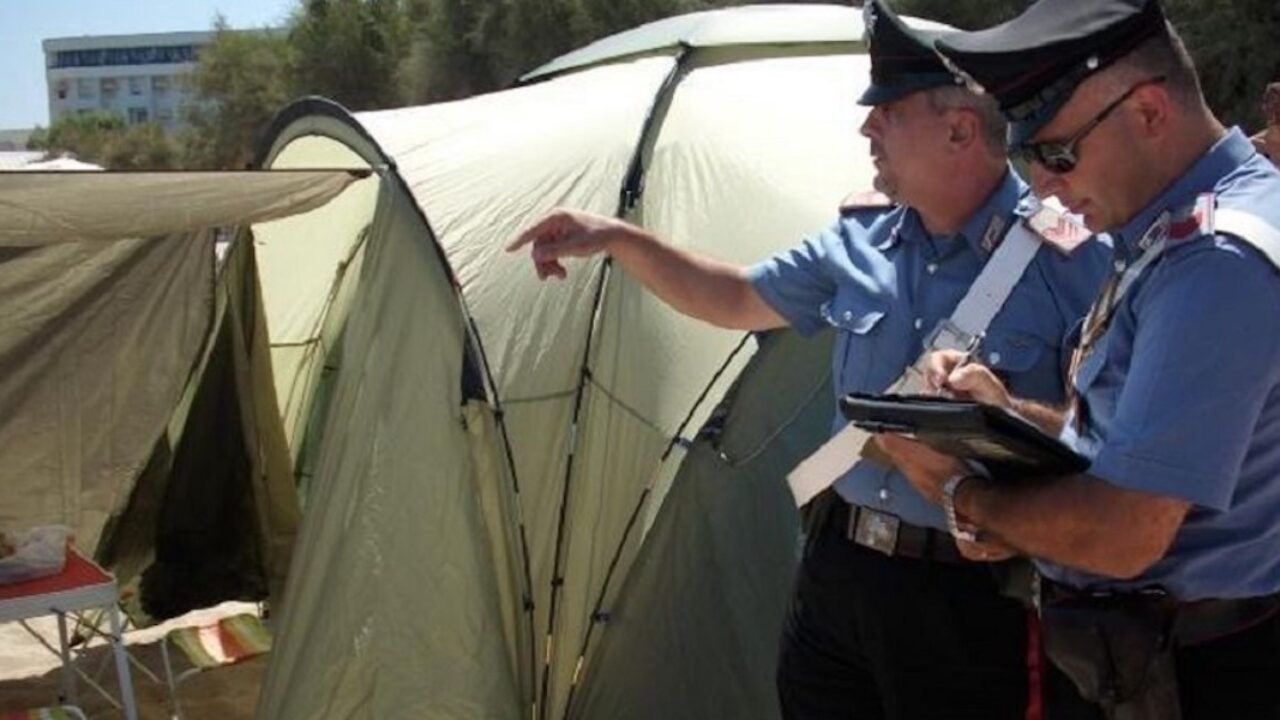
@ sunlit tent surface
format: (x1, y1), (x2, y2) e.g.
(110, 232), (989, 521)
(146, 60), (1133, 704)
(0, 169), (358, 618)
(253, 5), (942, 719)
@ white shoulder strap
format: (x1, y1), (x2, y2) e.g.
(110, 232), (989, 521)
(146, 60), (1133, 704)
(1215, 208), (1280, 272)
(927, 217), (1043, 353)
(786, 203), (1067, 507)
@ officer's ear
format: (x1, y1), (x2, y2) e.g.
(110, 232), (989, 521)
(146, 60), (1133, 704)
(1127, 81), (1173, 140)
(945, 108), (980, 151)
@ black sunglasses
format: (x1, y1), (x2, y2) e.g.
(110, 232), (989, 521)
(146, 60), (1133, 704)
(1014, 76), (1167, 174)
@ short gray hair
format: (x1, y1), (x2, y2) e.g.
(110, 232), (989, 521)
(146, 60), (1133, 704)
(1105, 22), (1204, 111)
(925, 84), (1008, 155)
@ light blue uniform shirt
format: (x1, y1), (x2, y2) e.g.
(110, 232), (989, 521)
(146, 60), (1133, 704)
(1044, 129), (1280, 601)
(748, 169), (1111, 531)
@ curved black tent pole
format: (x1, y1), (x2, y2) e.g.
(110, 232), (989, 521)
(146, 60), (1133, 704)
(531, 43), (696, 720)
(257, 97), (541, 715)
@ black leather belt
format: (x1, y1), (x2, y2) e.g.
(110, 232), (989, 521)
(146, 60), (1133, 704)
(819, 493), (966, 564)
(1175, 594), (1280, 645)
(1039, 577), (1280, 647)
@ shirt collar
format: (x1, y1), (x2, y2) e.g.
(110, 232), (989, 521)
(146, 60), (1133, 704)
(873, 210), (910, 252)
(957, 165), (1025, 257)
(1112, 127), (1255, 256)
(874, 166), (1025, 256)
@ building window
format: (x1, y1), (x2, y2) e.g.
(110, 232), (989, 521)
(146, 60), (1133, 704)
(127, 107), (149, 124)
(128, 77), (143, 95)
(77, 78), (95, 99)
(152, 75), (169, 95)
(101, 77), (118, 99)
(51, 44), (201, 69)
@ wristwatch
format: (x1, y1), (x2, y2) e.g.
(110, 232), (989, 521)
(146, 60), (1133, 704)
(942, 473), (981, 542)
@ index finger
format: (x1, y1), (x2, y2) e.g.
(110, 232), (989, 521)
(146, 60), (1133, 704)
(505, 213), (561, 253)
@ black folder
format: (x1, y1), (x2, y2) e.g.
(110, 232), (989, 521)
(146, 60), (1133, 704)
(839, 392), (1090, 479)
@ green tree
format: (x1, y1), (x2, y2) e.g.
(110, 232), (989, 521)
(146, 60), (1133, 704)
(399, 0), (511, 104)
(103, 122), (178, 169)
(398, 0), (760, 105)
(181, 18), (293, 169)
(28, 111), (176, 169)
(289, 0), (411, 110)
(28, 111), (124, 162)
(1166, 0), (1280, 129)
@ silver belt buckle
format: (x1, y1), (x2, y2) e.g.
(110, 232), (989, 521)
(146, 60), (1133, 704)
(848, 506), (900, 556)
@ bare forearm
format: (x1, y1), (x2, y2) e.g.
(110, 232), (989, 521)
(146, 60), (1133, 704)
(958, 474), (1188, 579)
(605, 227), (785, 331)
(1008, 397), (1068, 436)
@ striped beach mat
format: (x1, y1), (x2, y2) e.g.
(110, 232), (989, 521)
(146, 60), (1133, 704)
(169, 613), (272, 669)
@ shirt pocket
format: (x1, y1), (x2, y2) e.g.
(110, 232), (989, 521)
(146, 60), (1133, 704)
(979, 328), (1060, 402)
(822, 288), (888, 393)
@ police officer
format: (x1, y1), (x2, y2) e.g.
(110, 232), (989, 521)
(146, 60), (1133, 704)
(877, 1), (1280, 718)
(509, 2), (1110, 717)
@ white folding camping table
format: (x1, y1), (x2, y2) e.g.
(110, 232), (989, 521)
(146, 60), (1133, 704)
(0, 548), (139, 720)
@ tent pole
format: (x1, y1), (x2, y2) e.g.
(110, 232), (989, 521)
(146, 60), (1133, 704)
(464, 314), (540, 716)
(545, 45), (700, 720)
(558, 332), (752, 719)
(536, 257), (612, 720)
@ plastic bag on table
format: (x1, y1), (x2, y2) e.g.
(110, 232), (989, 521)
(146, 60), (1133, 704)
(0, 526), (72, 585)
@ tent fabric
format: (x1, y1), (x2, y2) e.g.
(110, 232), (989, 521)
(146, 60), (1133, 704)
(17, 157), (101, 172)
(523, 4), (858, 80)
(523, 3), (948, 81)
(0, 233), (214, 554)
(571, 330), (833, 719)
(257, 181), (523, 719)
(0, 151), (48, 170)
(251, 138), (381, 471)
(255, 5), (892, 719)
(0, 170), (360, 245)
(94, 235), (301, 619)
(0, 169), (350, 617)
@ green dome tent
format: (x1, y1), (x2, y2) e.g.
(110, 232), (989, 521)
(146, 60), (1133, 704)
(252, 5), (944, 718)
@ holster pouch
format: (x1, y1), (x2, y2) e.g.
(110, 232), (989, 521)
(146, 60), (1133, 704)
(1040, 589), (1182, 720)
(990, 558), (1037, 606)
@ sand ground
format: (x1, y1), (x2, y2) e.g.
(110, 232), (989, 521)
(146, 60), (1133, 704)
(0, 602), (265, 719)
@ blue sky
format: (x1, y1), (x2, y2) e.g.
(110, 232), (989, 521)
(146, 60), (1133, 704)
(1, 0), (297, 129)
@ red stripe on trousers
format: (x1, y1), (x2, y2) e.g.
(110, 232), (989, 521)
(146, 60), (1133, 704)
(1025, 608), (1044, 720)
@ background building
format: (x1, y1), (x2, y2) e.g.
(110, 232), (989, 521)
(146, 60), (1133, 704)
(43, 31), (212, 132)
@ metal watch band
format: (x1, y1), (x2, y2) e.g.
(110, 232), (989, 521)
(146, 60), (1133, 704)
(942, 473), (980, 542)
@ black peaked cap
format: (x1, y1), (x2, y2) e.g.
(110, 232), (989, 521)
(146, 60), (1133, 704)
(859, 0), (957, 106)
(934, 0), (1168, 145)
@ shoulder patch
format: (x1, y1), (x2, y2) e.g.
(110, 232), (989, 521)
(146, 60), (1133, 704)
(1026, 198), (1091, 255)
(1168, 193), (1215, 242)
(839, 190), (894, 215)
